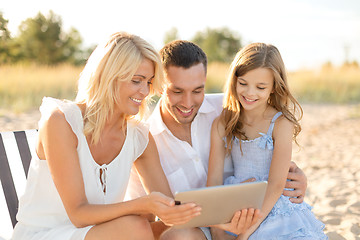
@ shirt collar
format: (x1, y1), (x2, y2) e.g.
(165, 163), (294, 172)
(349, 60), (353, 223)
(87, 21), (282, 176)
(147, 99), (168, 136)
(147, 95), (216, 136)
(198, 95), (216, 114)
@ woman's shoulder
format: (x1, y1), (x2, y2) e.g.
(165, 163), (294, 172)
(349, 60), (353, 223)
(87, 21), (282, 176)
(37, 105), (77, 157)
(39, 97), (79, 119)
(127, 119), (150, 160)
(42, 109), (75, 136)
(40, 103), (73, 130)
(128, 118), (149, 130)
(39, 98), (68, 126)
(127, 118), (150, 140)
(38, 97), (81, 136)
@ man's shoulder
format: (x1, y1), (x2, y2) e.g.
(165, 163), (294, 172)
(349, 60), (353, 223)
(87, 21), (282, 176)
(205, 93), (224, 101)
(203, 93), (224, 113)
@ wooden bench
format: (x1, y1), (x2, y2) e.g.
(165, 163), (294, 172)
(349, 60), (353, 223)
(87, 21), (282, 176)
(0, 130), (38, 240)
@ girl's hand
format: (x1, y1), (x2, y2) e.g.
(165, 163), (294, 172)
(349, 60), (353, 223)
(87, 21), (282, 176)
(211, 208), (261, 235)
(283, 161), (307, 203)
(145, 192), (201, 226)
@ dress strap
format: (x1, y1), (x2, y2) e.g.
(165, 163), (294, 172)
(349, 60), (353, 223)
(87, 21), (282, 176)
(258, 112), (283, 150)
(266, 112), (283, 136)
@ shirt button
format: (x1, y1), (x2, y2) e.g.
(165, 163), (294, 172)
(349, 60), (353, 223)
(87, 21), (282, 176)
(194, 157), (200, 162)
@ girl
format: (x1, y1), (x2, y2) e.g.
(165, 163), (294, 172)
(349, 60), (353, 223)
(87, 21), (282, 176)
(12, 32), (201, 240)
(207, 43), (327, 239)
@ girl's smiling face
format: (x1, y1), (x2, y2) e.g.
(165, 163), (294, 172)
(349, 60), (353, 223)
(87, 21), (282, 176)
(236, 67), (274, 111)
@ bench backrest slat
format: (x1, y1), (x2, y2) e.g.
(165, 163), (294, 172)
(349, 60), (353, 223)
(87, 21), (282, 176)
(0, 133), (19, 227)
(14, 131), (32, 177)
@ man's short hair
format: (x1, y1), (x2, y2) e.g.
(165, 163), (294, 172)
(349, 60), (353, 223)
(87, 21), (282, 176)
(160, 40), (207, 74)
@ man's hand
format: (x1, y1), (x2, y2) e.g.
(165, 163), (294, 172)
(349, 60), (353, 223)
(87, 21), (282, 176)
(283, 161), (308, 203)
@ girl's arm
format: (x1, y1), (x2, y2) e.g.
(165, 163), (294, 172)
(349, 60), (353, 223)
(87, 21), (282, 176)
(239, 117), (294, 239)
(40, 110), (199, 228)
(207, 117), (259, 238)
(207, 116), (226, 187)
(207, 117), (228, 239)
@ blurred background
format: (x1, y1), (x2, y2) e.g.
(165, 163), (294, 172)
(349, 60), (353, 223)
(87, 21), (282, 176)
(0, 0), (359, 112)
(0, 1), (360, 239)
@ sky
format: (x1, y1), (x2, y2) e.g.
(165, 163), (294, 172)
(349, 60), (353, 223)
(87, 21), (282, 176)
(1, 0), (360, 71)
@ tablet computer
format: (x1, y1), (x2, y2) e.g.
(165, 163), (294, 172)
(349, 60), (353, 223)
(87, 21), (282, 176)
(173, 181), (267, 228)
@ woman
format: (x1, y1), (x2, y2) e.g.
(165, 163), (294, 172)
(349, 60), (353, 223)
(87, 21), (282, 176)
(12, 32), (201, 240)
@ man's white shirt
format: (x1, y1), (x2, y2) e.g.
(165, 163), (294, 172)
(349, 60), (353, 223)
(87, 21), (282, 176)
(125, 94), (234, 199)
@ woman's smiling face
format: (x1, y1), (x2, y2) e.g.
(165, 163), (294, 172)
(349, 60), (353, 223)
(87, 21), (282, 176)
(117, 58), (154, 116)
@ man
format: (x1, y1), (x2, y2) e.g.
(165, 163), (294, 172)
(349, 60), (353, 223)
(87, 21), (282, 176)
(127, 40), (307, 239)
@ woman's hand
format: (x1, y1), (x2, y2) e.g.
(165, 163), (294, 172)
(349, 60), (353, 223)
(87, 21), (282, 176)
(145, 192), (201, 226)
(283, 161), (307, 203)
(211, 208), (260, 235)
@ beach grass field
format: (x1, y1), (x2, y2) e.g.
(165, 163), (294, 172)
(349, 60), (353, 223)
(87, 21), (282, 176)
(1, 63), (360, 113)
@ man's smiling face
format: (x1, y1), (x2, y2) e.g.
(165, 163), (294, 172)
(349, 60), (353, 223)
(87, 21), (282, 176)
(161, 63), (206, 126)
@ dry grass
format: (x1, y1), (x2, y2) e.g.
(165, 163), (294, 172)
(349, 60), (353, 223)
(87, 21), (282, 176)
(0, 64), (82, 112)
(1, 63), (359, 113)
(288, 66), (360, 104)
(206, 62), (230, 93)
(206, 62), (360, 105)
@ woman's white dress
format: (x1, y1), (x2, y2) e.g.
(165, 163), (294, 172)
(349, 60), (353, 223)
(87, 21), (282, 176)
(12, 97), (149, 240)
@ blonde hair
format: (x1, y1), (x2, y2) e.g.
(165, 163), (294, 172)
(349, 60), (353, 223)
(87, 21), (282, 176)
(222, 43), (302, 152)
(76, 32), (163, 144)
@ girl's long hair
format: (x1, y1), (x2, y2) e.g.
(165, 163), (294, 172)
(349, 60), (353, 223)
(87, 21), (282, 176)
(75, 32), (163, 144)
(222, 43), (302, 153)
